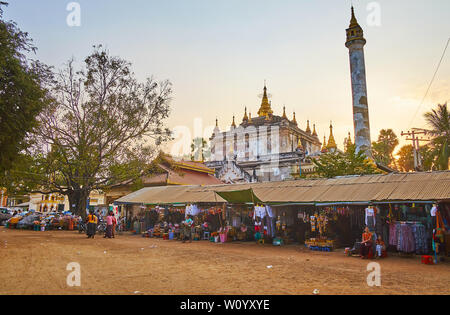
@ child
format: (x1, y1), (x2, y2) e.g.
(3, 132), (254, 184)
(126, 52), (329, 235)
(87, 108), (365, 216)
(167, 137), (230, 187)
(375, 235), (386, 258)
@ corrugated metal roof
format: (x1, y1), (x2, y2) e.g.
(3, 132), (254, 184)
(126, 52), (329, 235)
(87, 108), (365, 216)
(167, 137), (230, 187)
(115, 171), (450, 204)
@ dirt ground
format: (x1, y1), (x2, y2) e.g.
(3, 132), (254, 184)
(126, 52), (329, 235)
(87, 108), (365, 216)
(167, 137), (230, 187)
(0, 227), (449, 295)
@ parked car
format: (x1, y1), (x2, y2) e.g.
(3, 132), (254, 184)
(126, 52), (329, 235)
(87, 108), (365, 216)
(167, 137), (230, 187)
(0, 208), (12, 226)
(17, 214), (41, 229)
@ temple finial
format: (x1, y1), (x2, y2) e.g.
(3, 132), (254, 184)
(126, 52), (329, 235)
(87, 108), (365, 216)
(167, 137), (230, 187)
(282, 106), (288, 120)
(327, 121), (337, 150)
(306, 120), (311, 134)
(258, 83), (273, 117)
(242, 106), (249, 122)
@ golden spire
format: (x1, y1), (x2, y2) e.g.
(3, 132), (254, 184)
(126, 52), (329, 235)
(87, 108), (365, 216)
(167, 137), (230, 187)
(347, 132), (353, 146)
(297, 137), (303, 150)
(312, 124), (318, 137)
(306, 120), (311, 134)
(346, 6), (366, 46)
(257, 84), (273, 117)
(215, 118), (218, 127)
(327, 121), (337, 150)
(350, 6), (359, 27)
(345, 132), (353, 152)
(321, 135), (328, 153)
(282, 106), (288, 120)
(292, 112), (297, 125)
(242, 106), (249, 122)
(231, 116), (236, 128)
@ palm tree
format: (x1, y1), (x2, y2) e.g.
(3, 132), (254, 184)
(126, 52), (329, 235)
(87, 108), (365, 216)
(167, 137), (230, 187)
(424, 103), (450, 170)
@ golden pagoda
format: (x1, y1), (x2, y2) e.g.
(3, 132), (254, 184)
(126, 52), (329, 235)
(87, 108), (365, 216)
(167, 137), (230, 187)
(297, 137), (304, 150)
(257, 85), (273, 117)
(347, 132), (353, 146)
(345, 132), (353, 152)
(327, 122), (337, 150)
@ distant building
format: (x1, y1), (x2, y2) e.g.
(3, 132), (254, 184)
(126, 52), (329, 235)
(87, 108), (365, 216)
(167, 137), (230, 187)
(206, 7), (374, 183)
(105, 153), (223, 205)
(206, 85), (334, 183)
(28, 191), (106, 213)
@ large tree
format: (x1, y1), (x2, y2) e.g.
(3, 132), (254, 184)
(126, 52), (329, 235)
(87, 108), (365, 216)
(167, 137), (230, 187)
(0, 2), (52, 173)
(12, 46), (172, 217)
(424, 103), (450, 170)
(396, 145), (415, 172)
(371, 129), (399, 169)
(313, 144), (380, 178)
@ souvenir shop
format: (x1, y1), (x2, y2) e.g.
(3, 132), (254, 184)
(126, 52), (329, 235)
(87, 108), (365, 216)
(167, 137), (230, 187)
(383, 202), (449, 256)
(299, 204), (368, 251)
(137, 203), (226, 241)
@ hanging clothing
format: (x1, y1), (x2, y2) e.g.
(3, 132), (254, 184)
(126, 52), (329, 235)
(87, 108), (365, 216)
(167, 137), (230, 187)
(397, 223), (416, 253)
(365, 207), (376, 230)
(185, 204), (200, 217)
(253, 205), (266, 219)
(266, 206), (274, 218)
(411, 223), (428, 254)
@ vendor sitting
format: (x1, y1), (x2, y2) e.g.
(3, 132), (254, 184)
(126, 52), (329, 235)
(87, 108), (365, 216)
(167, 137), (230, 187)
(237, 224), (247, 241)
(360, 227), (373, 259)
(375, 235), (386, 258)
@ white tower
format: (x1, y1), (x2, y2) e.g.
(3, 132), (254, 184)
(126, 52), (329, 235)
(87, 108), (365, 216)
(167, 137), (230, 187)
(345, 7), (372, 158)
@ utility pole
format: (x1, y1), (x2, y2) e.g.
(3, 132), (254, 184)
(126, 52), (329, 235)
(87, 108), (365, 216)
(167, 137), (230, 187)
(401, 128), (431, 171)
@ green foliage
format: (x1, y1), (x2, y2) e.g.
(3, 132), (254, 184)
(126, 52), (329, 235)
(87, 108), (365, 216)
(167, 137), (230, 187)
(0, 3), (52, 172)
(7, 46), (172, 216)
(419, 145), (436, 171)
(371, 129), (399, 168)
(424, 103), (449, 170)
(313, 144), (380, 178)
(396, 145), (414, 172)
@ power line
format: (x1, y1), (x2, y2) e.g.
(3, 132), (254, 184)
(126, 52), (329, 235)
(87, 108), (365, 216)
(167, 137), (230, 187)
(408, 37), (450, 128)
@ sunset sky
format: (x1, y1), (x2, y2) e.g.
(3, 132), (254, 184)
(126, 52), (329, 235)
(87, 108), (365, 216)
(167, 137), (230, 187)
(5, 0), (450, 156)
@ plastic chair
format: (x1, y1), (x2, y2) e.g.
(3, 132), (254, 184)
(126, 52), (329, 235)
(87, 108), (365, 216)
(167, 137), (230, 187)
(203, 231), (210, 240)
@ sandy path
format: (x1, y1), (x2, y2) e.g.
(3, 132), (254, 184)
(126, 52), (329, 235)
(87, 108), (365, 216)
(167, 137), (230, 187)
(0, 227), (449, 295)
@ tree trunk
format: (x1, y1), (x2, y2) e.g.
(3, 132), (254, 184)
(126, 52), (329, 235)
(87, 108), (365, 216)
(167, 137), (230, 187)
(68, 189), (90, 219)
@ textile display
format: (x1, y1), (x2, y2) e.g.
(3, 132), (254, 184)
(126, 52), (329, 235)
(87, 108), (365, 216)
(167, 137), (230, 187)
(411, 223), (428, 254)
(390, 221), (430, 254)
(389, 222), (397, 246)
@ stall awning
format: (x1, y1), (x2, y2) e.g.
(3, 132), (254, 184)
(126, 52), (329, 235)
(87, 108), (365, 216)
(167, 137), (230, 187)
(215, 189), (263, 204)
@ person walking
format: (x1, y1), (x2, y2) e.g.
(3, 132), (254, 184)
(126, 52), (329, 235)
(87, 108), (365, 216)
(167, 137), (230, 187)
(183, 215), (194, 243)
(112, 213), (117, 238)
(86, 210), (98, 239)
(104, 211), (114, 239)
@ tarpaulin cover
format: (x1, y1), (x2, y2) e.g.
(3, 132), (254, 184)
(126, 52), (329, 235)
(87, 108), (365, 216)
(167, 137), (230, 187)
(215, 189), (263, 204)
